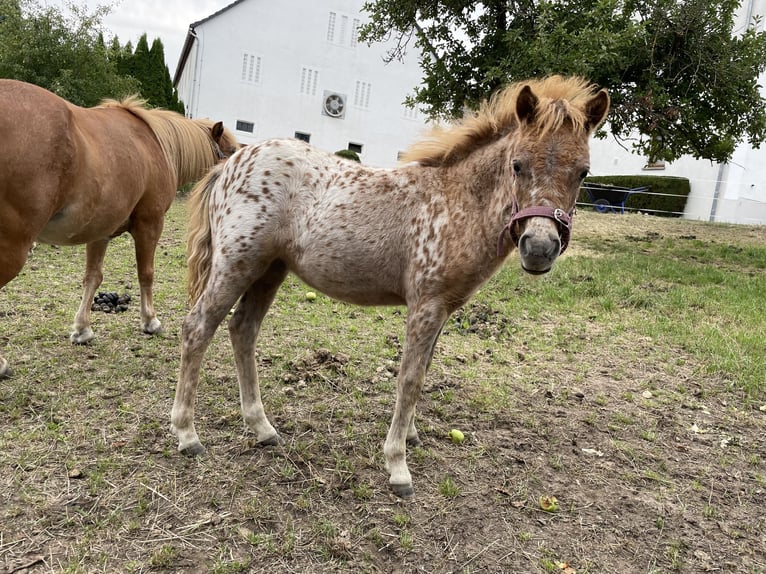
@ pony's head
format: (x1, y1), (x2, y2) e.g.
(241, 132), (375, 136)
(402, 75), (609, 275)
(498, 76), (609, 274)
(199, 119), (240, 160)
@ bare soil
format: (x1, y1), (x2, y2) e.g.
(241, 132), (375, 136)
(1, 207), (765, 574)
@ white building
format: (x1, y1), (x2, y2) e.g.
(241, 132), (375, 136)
(173, 0), (428, 167)
(589, 0), (766, 225)
(174, 0), (766, 224)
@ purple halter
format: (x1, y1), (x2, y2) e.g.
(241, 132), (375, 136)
(497, 196), (574, 257)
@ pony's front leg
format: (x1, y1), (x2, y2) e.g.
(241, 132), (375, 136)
(384, 301), (448, 498)
(228, 263), (287, 446)
(71, 238), (109, 344)
(131, 221), (163, 335)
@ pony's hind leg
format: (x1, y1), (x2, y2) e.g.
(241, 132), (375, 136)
(228, 260), (288, 446)
(171, 287), (241, 455)
(71, 238), (109, 344)
(384, 300), (449, 498)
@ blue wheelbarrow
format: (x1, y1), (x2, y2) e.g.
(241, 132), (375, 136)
(580, 182), (649, 214)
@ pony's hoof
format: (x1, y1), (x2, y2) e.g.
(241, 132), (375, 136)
(70, 328), (94, 345)
(180, 442), (206, 457)
(390, 482), (415, 499)
(259, 433), (283, 447)
(143, 318), (162, 335)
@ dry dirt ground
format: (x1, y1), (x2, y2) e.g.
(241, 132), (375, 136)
(1, 207), (765, 574)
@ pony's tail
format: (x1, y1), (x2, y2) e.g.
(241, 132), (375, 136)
(187, 164), (223, 305)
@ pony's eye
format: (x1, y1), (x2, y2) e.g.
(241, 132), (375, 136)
(513, 160), (523, 175)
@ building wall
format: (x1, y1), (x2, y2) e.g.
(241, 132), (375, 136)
(175, 0), (428, 167)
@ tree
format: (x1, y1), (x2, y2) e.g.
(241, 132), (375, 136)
(360, 0), (766, 163)
(119, 33), (184, 113)
(0, 0), (138, 105)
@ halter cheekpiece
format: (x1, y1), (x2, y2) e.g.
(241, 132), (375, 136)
(497, 196), (574, 257)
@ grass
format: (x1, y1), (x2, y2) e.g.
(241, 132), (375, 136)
(1, 203), (765, 572)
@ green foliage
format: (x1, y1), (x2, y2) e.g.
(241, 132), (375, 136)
(0, 1), (184, 112)
(0, 0), (138, 105)
(129, 34), (184, 112)
(579, 175), (691, 217)
(335, 149), (362, 162)
(360, 0), (766, 163)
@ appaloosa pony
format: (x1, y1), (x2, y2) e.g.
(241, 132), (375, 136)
(172, 76), (609, 497)
(0, 79), (238, 378)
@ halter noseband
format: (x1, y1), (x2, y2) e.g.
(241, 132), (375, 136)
(497, 196), (574, 257)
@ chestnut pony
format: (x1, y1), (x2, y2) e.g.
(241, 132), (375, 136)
(0, 79), (238, 378)
(172, 76), (609, 497)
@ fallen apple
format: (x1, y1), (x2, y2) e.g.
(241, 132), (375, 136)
(448, 429), (465, 444)
(539, 495), (559, 512)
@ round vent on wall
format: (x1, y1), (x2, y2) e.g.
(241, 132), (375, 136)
(323, 92), (346, 118)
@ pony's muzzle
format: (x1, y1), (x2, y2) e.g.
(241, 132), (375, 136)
(517, 219), (562, 275)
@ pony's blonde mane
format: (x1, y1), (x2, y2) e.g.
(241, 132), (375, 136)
(100, 96), (220, 185)
(403, 76), (601, 166)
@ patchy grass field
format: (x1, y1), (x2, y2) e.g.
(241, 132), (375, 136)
(1, 200), (765, 573)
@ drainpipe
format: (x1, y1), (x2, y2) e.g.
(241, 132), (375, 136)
(189, 27), (201, 119)
(709, 162), (727, 222)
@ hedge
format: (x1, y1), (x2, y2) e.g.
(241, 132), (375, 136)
(335, 149), (361, 162)
(578, 175), (691, 217)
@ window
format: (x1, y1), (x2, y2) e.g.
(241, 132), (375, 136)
(350, 19), (360, 47)
(339, 15), (348, 44)
(236, 120), (254, 133)
(300, 67), (319, 96)
(348, 142), (363, 154)
(354, 81), (371, 108)
(241, 53), (262, 84)
(327, 12), (337, 42)
(294, 131), (311, 142)
(328, 11), (360, 47)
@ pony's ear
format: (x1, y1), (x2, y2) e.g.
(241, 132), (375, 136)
(585, 89), (610, 131)
(211, 121), (225, 141)
(516, 85), (538, 124)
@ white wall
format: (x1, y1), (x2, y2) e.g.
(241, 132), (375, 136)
(175, 0), (428, 167)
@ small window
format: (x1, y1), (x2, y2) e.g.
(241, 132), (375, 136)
(327, 12), (337, 42)
(348, 142), (363, 154)
(300, 67), (319, 96)
(294, 131), (311, 142)
(339, 15), (348, 44)
(240, 53), (262, 84)
(354, 81), (372, 108)
(236, 120), (254, 133)
(351, 18), (360, 47)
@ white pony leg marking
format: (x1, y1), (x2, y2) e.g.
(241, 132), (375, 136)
(70, 327), (95, 345)
(143, 317), (162, 335)
(0, 357), (11, 378)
